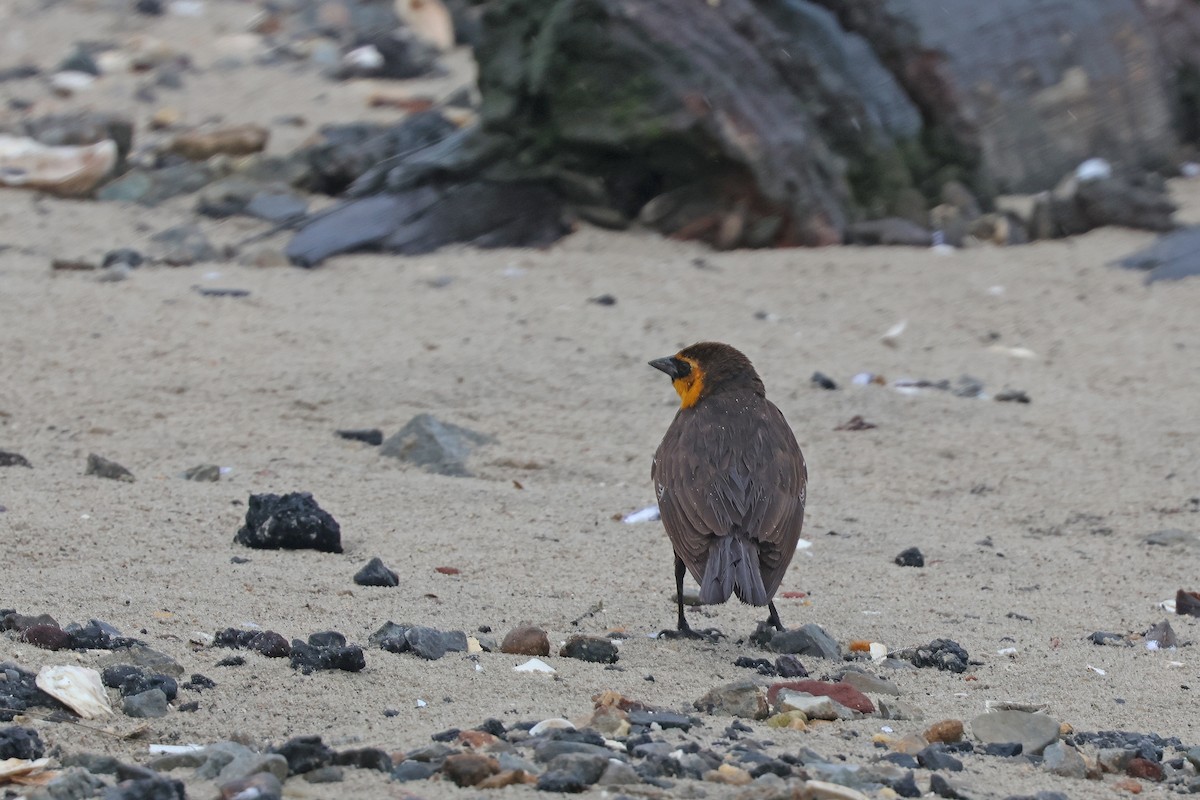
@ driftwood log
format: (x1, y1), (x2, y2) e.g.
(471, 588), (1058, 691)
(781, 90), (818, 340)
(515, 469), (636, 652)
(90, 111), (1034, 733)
(287, 0), (1186, 265)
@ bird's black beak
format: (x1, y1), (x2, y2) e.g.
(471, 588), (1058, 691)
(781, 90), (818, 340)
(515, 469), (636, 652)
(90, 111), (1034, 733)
(649, 356), (688, 379)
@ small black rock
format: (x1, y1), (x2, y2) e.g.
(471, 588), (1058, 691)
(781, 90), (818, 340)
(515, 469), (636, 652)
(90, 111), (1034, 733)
(234, 492), (342, 553)
(336, 428), (384, 446)
(215, 656), (245, 667)
(774, 654), (809, 678)
(181, 674), (216, 692)
(811, 371), (838, 390)
(333, 747), (392, 772)
(733, 656), (776, 676)
(891, 770), (922, 798)
(430, 728), (460, 742)
(289, 640), (366, 674)
(995, 389), (1031, 404)
(134, 0), (164, 14)
(588, 294), (617, 306)
(102, 248), (144, 269)
(0, 450), (32, 468)
(107, 776), (185, 800)
(559, 635), (618, 663)
(929, 771), (968, 799)
(0, 725), (43, 760)
(911, 638), (970, 673)
(982, 741), (1023, 757)
(895, 547), (925, 567)
(354, 557), (399, 587)
(626, 710), (695, 730)
(273, 735), (334, 775)
(308, 631), (346, 649)
(917, 744), (963, 771)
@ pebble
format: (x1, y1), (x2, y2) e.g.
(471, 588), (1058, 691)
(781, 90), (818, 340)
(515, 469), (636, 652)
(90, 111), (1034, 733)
(218, 772), (281, 800)
(148, 224), (218, 266)
(121, 687), (170, 719)
(811, 371), (838, 390)
(379, 414), (494, 477)
(1126, 756), (1164, 781)
(768, 623), (841, 659)
(627, 710), (695, 730)
(694, 680), (769, 720)
(182, 464), (220, 482)
(598, 759), (641, 785)
(769, 680), (874, 714)
(273, 735), (333, 775)
(910, 639), (969, 673)
(541, 752), (608, 787)
(971, 710), (1060, 756)
(21, 624), (72, 651)
(391, 760), (439, 781)
(336, 428), (384, 446)
(168, 124), (269, 160)
(559, 635), (618, 663)
(929, 772), (968, 799)
(804, 779), (870, 800)
(924, 719), (965, 743)
(0, 450), (32, 467)
(994, 389), (1031, 403)
(501, 625), (550, 656)
(85, 453), (134, 482)
(0, 726), (43, 759)
(234, 492), (342, 553)
(403, 626), (462, 660)
(353, 557), (399, 587)
(890, 770), (922, 798)
(288, 638), (365, 673)
(917, 743), (964, 772)
(775, 654), (808, 677)
(895, 547), (925, 567)
(1042, 741), (1086, 779)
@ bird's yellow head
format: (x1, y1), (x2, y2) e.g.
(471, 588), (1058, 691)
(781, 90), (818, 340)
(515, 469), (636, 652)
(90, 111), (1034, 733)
(650, 342), (764, 408)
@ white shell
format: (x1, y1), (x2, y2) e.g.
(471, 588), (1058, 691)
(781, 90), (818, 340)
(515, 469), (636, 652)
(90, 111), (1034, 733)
(869, 642), (888, 662)
(0, 756), (51, 781)
(880, 320), (907, 347)
(513, 658), (555, 674)
(0, 136), (117, 197)
(35, 665), (112, 719)
(529, 718), (575, 736)
(148, 744), (205, 755)
(622, 505), (660, 524)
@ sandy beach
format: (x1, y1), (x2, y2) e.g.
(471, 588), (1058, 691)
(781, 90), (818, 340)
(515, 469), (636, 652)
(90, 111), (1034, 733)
(3, 2), (1200, 798)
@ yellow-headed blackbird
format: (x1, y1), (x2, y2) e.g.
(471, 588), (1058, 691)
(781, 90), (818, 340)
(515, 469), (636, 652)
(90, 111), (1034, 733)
(650, 342), (807, 636)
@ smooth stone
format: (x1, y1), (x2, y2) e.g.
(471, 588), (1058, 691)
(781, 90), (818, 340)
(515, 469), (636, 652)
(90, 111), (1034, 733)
(122, 688), (169, 718)
(500, 625), (550, 656)
(769, 623), (840, 659)
(391, 760), (438, 781)
(916, 744), (963, 772)
(543, 752), (608, 785)
(332, 747), (392, 772)
(929, 772), (967, 799)
(598, 759), (641, 785)
(273, 735), (332, 775)
(379, 413), (494, 477)
(533, 740), (616, 763)
(839, 670), (901, 696)
(971, 710), (1060, 756)
(694, 679), (768, 719)
(1042, 741), (1087, 779)
(405, 626), (451, 660)
(441, 753), (500, 787)
(106, 776), (186, 799)
(559, 635), (618, 663)
(353, 557), (399, 587)
(803, 779), (870, 800)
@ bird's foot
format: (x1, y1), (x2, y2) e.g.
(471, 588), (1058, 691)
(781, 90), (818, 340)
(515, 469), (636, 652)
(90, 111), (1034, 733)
(659, 626), (725, 643)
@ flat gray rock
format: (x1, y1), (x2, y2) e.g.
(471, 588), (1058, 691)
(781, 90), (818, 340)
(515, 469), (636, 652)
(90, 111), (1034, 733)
(380, 413), (494, 477)
(971, 710), (1061, 756)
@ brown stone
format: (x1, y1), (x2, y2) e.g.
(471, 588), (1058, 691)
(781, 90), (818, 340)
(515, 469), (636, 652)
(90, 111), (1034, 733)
(766, 680), (874, 714)
(477, 769), (536, 788)
(1126, 757), (1164, 782)
(456, 730), (499, 749)
(441, 753), (500, 787)
(923, 719), (965, 744)
(21, 624), (72, 651)
(168, 124), (269, 160)
(500, 625), (550, 656)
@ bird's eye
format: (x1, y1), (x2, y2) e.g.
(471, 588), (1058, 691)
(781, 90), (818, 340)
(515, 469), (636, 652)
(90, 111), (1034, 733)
(672, 358), (692, 378)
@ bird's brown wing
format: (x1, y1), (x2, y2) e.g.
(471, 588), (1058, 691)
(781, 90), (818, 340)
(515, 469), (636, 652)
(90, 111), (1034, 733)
(653, 394), (806, 594)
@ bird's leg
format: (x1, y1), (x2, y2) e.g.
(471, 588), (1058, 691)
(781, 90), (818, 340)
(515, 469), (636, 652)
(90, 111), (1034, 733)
(659, 556), (724, 641)
(766, 601), (785, 632)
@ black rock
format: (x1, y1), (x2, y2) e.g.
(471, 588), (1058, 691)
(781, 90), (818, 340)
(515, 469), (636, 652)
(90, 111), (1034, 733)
(391, 760), (439, 781)
(215, 656), (245, 667)
(67, 619), (138, 650)
(104, 775), (185, 800)
(769, 623), (841, 659)
(308, 631), (346, 649)
(891, 770), (922, 798)
(0, 450), (31, 468)
(748, 759), (792, 778)
(911, 639), (970, 673)
(1088, 631), (1130, 646)
(774, 655), (809, 678)
(336, 428), (384, 446)
(148, 223), (218, 266)
(354, 557), (399, 587)
(123, 688), (170, 718)
(476, 718), (507, 737)
(289, 640), (366, 674)
(588, 294), (617, 306)
(334, 747), (393, 772)
(430, 728), (460, 742)
(536, 768), (592, 793)
(0, 725), (43, 760)
(559, 635), (618, 663)
(810, 371), (838, 390)
(251, 631), (292, 658)
(734, 656), (777, 676)
(57, 48), (101, 76)
(379, 414), (495, 477)
(0, 662), (66, 720)
(86, 453), (134, 482)
(368, 621), (409, 646)
(273, 735), (334, 775)
(929, 772), (968, 799)
(883, 753), (920, 769)
(134, 0), (164, 15)
(234, 492), (343, 553)
(626, 710), (695, 730)
(995, 389), (1031, 403)
(178, 702), (199, 712)
(401, 626), (467, 660)
(541, 752), (608, 789)
(102, 248), (144, 269)
(895, 547), (925, 567)
(21, 624), (72, 651)
(917, 744), (964, 771)
(982, 742), (1023, 757)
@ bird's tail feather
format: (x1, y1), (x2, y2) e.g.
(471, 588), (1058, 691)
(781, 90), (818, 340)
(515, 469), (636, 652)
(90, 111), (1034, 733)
(700, 537), (769, 606)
